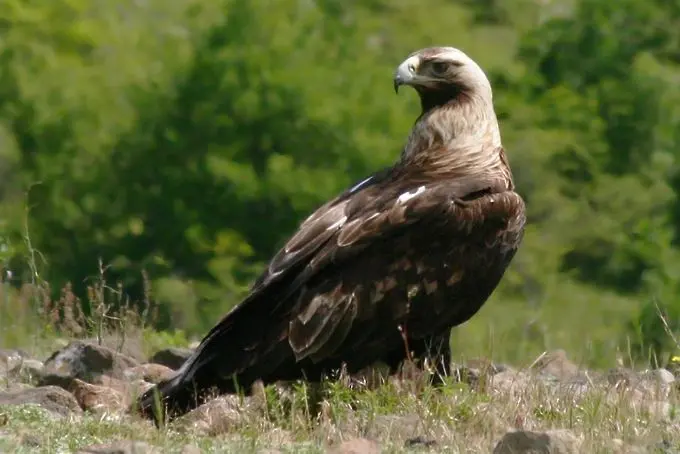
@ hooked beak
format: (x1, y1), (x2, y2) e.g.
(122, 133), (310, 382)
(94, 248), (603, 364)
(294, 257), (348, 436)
(393, 55), (420, 94)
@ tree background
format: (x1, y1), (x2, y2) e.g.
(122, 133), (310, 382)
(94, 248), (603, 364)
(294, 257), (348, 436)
(2, 0), (680, 367)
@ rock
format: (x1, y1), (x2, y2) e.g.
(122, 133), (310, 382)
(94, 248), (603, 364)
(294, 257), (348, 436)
(123, 364), (175, 384)
(42, 341), (139, 383)
(605, 367), (638, 388)
(0, 349), (23, 374)
(451, 365), (482, 385)
(32, 374), (128, 414)
(531, 350), (580, 381)
(148, 348), (193, 370)
(404, 436), (436, 448)
(91, 374), (153, 399)
(70, 378), (127, 413)
(82, 336), (146, 363)
(0, 386), (82, 418)
(451, 363), (504, 391)
(128, 379), (155, 398)
(493, 429), (581, 454)
(641, 368), (675, 396)
(328, 438), (381, 454)
(38, 372), (79, 390)
(13, 359), (45, 383)
(76, 440), (157, 454)
(174, 394), (246, 435)
(92, 374), (126, 390)
(491, 370), (534, 396)
(605, 367), (675, 401)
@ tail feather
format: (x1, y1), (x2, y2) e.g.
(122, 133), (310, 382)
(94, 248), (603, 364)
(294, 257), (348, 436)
(134, 373), (208, 425)
(133, 340), (296, 424)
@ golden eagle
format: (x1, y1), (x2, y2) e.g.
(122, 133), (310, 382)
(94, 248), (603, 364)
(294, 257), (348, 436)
(136, 46), (526, 421)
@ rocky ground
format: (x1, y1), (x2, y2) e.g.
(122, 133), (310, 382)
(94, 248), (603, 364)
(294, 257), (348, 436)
(0, 341), (679, 453)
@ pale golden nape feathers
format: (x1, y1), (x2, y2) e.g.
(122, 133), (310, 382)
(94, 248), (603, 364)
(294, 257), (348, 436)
(393, 46), (507, 185)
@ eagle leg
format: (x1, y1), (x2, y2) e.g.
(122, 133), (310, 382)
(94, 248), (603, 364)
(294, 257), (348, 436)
(409, 330), (452, 386)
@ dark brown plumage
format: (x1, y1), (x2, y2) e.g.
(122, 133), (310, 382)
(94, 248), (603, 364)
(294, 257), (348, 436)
(135, 46), (526, 423)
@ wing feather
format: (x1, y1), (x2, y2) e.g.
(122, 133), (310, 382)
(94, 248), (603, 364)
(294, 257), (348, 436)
(170, 169), (522, 385)
(288, 284), (358, 361)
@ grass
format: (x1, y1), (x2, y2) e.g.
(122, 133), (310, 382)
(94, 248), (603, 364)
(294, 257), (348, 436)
(1, 234), (679, 452)
(0, 360), (679, 453)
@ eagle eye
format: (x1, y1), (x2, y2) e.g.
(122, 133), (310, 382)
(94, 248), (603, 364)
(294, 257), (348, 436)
(430, 61), (449, 75)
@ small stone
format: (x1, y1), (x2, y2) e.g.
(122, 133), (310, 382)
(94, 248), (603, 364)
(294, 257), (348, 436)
(328, 438), (381, 454)
(42, 341), (139, 383)
(643, 368), (675, 386)
(605, 367), (638, 387)
(91, 375), (153, 399)
(14, 359), (45, 383)
(405, 436), (436, 448)
(174, 394), (246, 436)
(123, 364), (175, 384)
(148, 348), (193, 370)
(0, 349), (23, 374)
(38, 372), (78, 390)
(91, 375), (128, 392)
(531, 350), (580, 381)
(81, 336), (146, 363)
(491, 370), (534, 396)
(70, 378), (127, 413)
(494, 429), (581, 454)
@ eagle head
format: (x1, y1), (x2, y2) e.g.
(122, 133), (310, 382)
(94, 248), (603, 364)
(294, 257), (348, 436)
(393, 47), (492, 106)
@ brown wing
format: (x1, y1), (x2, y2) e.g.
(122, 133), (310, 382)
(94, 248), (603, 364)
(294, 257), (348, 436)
(285, 183), (525, 364)
(178, 168), (523, 380)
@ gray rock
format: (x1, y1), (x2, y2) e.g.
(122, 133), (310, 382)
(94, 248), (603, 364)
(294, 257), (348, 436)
(493, 429), (581, 454)
(642, 368), (675, 386)
(76, 440), (157, 454)
(404, 436), (436, 448)
(37, 372), (78, 390)
(531, 350), (581, 381)
(81, 336), (146, 363)
(0, 349), (23, 375)
(123, 363), (175, 384)
(605, 367), (639, 387)
(174, 394), (245, 436)
(41, 341), (139, 383)
(70, 378), (127, 414)
(491, 370), (534, 396)
(148, 348), (193, 370)
(0, 386), (82, 417)
(12, 359), (44, 384)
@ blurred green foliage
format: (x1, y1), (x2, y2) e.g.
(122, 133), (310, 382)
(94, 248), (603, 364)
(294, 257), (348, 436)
(2, 0), (680, 366)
